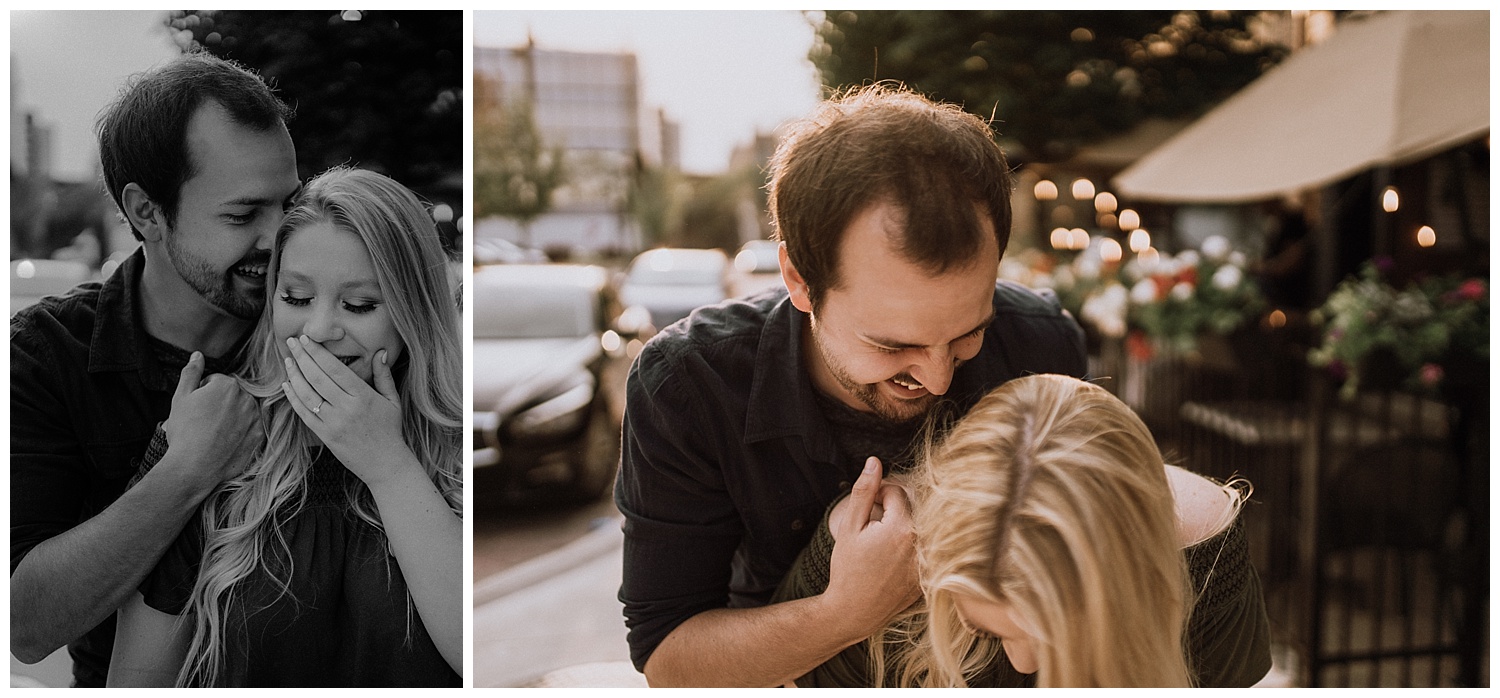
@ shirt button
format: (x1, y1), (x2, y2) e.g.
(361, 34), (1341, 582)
(791, 519), (804, 531)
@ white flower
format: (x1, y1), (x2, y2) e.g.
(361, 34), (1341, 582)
(1053, 267), (1076, 290)
(1076, 257), (1102, 280)
(1212, 264), (1244, 290)
(1130, 279), (1158, 305)
(1228, 251), (1246, 268)
(1176, 250), (1201, 268)
(1201, 235), (1231, 261)
(1082, 284), (1129, 338)
(1171, 281), (1194, 301)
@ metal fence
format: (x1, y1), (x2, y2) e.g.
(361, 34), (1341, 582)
(1100, 323), (1489, 687)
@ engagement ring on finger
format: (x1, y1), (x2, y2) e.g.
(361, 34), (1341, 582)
(312, 401), (323, 414)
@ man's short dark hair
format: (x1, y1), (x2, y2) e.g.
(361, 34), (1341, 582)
(767, 83), (1013, 309)
(96, 50), (293, 241)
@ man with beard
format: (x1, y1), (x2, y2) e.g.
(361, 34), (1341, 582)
(617, 86), (1269, 687)
(615, 86), (1088, 686)
(10, 52), (301, 687)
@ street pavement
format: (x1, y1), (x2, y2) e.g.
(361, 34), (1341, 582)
(472, 514), (643, 688)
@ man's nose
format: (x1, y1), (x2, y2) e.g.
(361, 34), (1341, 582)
(302, 303), (345, 344)
(909, 345), (956, 396)
(254, 217), (278, 252)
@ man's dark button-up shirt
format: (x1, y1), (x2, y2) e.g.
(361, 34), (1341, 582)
(10, 248), (238, 687)
(615, 283), (1088, 671)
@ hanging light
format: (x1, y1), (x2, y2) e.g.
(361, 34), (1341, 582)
(1034, 180), (1059, 201)
(1267, 309), (1287, 329)
(1128, 228), (1151, 253)
(1071, 178), (1095, 200)
(1118, 208), (1141, 231)
(1094, 192), (1118, 213)
(1382, 186), (1400, 213)
(1050, 227), (1071, 250)
(1098, 213), (1118, 229)
(1100, 238), (1123, 263)
(1069, 228), (1090, 250)
(1138, 247), (1160, 269)
(1417, 225), (1436, 247)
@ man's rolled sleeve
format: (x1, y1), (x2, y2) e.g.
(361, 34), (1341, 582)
(615, 342), (745, 672)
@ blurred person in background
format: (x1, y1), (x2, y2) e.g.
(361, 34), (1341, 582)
(107, 168), (462, 687)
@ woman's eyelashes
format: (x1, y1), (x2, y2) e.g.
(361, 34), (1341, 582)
(277, 291), (382, 314)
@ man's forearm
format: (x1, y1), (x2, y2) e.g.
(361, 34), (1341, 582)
(10, 454), (214, 663)
(643, 594), (875, 687)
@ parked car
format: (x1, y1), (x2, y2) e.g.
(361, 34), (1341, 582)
(472, 264), (621, 501)
(730, 239), (785, 298)
(616, 247), (730, 333)
(10, 258), (92, 316)
(474, 237), (548, 265)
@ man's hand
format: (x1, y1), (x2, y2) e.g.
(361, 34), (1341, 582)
(823, 456), (921, 637)
(160, 351), (261, 485)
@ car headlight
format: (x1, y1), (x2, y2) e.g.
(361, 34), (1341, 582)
(507, 380), (595, 441)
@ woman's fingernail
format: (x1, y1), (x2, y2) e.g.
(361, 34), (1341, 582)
(380, 350), (388, 365)
(191, 351), (202, 363)
(299, 335), (310, 345)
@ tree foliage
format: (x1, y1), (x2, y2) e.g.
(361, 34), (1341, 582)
(473, 74), (566, 244)
(810, 10), (1288, 163)
(164, 10), (461, 193)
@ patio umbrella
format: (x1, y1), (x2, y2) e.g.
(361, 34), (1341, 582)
(1113, 10), (1489, 203)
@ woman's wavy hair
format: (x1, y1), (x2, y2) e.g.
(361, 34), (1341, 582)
(874, 375), (1207, 687)
(175, 167), (462, 686)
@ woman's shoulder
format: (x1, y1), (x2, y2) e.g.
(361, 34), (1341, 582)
(1165, 464), (1243, 547)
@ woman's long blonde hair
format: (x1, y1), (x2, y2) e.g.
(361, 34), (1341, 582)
(874, 374), (1196, 687)
(175, 167), (462, 686)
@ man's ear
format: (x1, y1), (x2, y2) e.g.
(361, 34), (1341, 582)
(778, 242), (814, 314)
(121, 183), (168, 243)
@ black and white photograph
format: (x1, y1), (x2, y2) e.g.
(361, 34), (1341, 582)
(10, 10), (463, 687)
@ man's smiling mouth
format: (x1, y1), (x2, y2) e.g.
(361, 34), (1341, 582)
(234, 263), (268, 279)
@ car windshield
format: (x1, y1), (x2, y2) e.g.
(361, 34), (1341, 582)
(627, 250), (725, 286)
(475, 285), (596, 339)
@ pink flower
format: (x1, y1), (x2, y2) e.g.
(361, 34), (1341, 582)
(1420, 363), (1444, 387)
(1456, 279), (1486, 302)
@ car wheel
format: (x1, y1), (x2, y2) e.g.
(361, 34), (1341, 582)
(564, 398), (619, 503)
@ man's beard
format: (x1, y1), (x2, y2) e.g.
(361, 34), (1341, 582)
(809, 322), (937, 424)
(164, 229), (266, 320)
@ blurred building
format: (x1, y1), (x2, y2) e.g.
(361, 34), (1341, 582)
(474, 40), (679, 257)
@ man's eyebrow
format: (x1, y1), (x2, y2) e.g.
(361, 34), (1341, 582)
(863, 312), (995, 349)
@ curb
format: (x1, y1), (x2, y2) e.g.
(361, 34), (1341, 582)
(474, 516), (624, 606)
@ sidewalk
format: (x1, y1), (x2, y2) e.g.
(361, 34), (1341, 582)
(472, 515), (643, 688)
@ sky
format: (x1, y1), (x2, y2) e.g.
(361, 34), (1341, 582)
(11, 11), (824, 180)
(474, 10), (823, 175)
(11, 10), (180, 182)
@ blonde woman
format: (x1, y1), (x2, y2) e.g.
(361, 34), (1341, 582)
(774, 374), (1269, 687)
(107, 168), (462, 686)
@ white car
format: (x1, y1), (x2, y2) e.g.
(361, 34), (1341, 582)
(472, 264), (620, 501)
(617, 247), (730, 333)
(731, 239), (785, 298)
